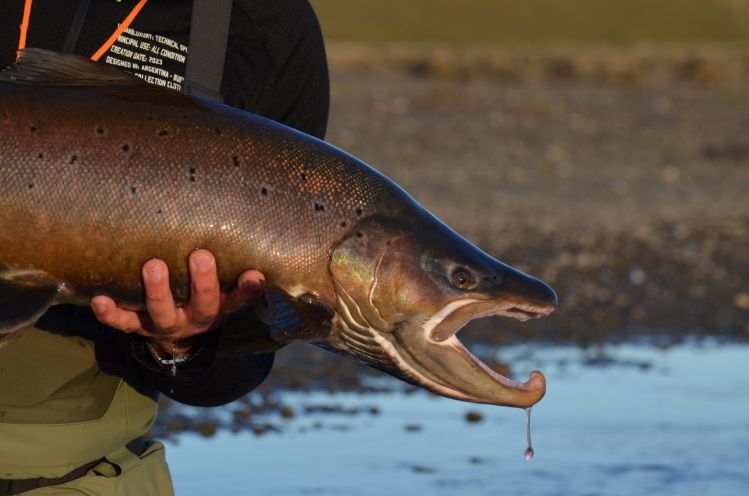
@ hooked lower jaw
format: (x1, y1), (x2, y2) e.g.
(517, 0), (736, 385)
(440, 333), (547, 407)
(403, 299), (555, 408)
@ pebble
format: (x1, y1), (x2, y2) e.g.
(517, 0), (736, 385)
(733, 293), (749, 310)
(465, 411), (484, 423)
(410, 465), (436, 474)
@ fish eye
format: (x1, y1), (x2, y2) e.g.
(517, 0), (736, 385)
(451, 268), (475, 290)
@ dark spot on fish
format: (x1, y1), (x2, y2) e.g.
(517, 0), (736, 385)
(190, 176), (196, 182)
(214, 128), (221, 135)
(146, 115), (154, 121)
(355, 232), (363, 238)
(314, 203), (325, 212)
(355, 208), (363, 216)
(27, 183), (34, 189)
(157, 129), (168, 137)
(340, 220), (347, 227)
(69, 155), (78, 165)
(131, 186), (137, 194)
(189, 167), (196, 174)
(29, 125), (36, 132)
(95, 126), (106, 136)
(37, 152), (43, 159)
(121, 144), (130, 153)
(301, 172), (307, 181)
(261, 187), (268, 196)
(232, 155), (240, 167)
(157, 208), (163, 215)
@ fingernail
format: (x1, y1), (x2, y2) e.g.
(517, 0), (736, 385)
(191, 251), (213, 274)
(92, 301), (106, 314)
(146, 265), (163, 283)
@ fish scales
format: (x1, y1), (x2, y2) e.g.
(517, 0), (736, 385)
(0, 82), (412, 306)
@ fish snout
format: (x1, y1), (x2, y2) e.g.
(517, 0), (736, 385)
(494, 265), (558, 316)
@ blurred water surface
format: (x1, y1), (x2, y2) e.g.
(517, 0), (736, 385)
(167, 341), (749, 495)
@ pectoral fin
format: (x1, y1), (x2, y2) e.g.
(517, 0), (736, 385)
(215, 307), (285, 356)
(259, 283), (334, 344)
(0, 270), (60, 346)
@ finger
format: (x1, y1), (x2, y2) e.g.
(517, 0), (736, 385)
(142, 258), (178, 331)
(187, 249), (221, 327)
(221, 270), (265, 314)
(237, 269), (265, 303)
(91, 295), (147, 333)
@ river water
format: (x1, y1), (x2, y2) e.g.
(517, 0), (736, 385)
(167, 341), (749, 495)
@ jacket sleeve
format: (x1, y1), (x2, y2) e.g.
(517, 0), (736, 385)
(94, 312), (281, 406)
(36, 304), (280, 407)
(121, 309), (283, 407)
(126, 333), (277, 407)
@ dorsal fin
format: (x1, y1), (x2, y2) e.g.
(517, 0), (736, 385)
(0, 48), (143, 87)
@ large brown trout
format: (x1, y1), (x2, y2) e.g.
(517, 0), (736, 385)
(0, 50), (556, 408)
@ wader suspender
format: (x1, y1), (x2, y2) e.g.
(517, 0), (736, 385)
(183, 0), (233, 103)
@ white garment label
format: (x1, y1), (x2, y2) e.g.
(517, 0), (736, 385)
(104, 27), (188, 91)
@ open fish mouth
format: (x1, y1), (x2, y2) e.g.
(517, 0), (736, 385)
(392, 299), (555, 408)
(429, 299), (555, 342)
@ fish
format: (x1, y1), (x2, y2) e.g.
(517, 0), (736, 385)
(0, 49), (556, 408)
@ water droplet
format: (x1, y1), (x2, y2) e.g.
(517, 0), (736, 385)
(524, 407), (534, 461)
(524, 446), (534, 461)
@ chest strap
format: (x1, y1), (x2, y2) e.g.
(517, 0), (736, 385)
(183, 0), (233, 102)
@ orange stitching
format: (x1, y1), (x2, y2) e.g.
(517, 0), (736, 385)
(90, 0), (148, 61)
(17, 0), (33, 53)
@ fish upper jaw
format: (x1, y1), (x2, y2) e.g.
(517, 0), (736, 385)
(428, 299), (556, 343)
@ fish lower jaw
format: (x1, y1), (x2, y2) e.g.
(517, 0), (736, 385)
(436, 334), (546, 407)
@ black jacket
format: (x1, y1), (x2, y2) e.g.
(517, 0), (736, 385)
(1, 0), (329, 406)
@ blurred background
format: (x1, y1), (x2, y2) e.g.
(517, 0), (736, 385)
(167, 2), (749, 494)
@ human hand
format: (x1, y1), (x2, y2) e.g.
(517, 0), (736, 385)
(91, 249), (264, 355)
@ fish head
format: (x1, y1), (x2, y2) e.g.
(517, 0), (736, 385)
(326, 213), (557, 408)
